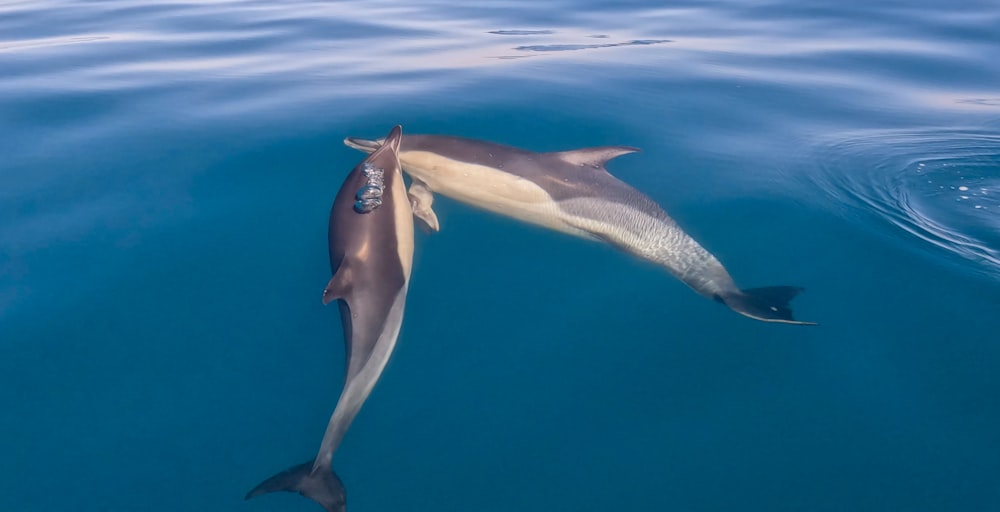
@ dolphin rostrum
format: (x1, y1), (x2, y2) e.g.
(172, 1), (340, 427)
(247, 125), (415, 512)
(345, 133), (813, 325)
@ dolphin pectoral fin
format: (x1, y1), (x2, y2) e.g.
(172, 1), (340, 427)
(549, 146), (640, 169)
(245, 459), (346, 512)
(408, 179), (440, 233)
(718, 286), (818, 326)
(413, 209), (440, 234)
(322, 270), (352, 305)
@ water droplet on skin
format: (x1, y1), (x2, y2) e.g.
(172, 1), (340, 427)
(356, 185), (382, 201)
(354, 197), (382, 213)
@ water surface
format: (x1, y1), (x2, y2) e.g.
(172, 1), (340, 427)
(1, 0), (999, 511)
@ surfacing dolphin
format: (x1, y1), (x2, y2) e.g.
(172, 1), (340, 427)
(345, 133), (814, 325)
(247, 125), (414, 512)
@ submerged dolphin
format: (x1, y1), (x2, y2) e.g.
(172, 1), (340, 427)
(247, 125), (414, 512)
(345, 133), (813, 325)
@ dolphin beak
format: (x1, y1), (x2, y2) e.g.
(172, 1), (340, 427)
(343, 136), (383, 154)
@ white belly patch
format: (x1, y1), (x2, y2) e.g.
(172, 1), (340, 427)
(399, 151), (591, 238)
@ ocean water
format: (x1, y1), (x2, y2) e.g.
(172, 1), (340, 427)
(2, 0), (999, 510)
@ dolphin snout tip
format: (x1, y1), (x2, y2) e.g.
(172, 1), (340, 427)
(343, 136), (382, 153)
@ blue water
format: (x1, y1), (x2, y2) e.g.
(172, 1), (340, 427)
(2, 0), (999, 510)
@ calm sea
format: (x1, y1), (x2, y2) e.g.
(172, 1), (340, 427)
(1, 0), (998, 510)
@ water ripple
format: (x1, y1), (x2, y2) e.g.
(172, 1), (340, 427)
(515, 39), (670, 52)
(810, 129), (1000, 278)
(1, 0), (996, 122)
(488, 29), (555, 35)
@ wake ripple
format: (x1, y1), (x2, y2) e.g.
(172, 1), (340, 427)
(811, 128), (1000, 278)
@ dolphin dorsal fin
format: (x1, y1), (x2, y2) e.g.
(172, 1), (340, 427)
(321, 266), (353, 305)
(550, 146), (640, 169)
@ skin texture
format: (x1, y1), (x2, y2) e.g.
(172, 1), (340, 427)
(247, 125), (414, 512)
(345, 133), (814, 325)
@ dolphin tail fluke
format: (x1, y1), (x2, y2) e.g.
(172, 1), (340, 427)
(245, 460), (346, 512)
(719, 286), (817, 325)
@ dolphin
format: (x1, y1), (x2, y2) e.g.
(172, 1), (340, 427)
(247, 125), (414, 512)
(345, 133), (814, 325)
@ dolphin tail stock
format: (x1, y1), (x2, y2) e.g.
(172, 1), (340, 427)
(245, 459), (346, 512)
(717, 286), (817, 326)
